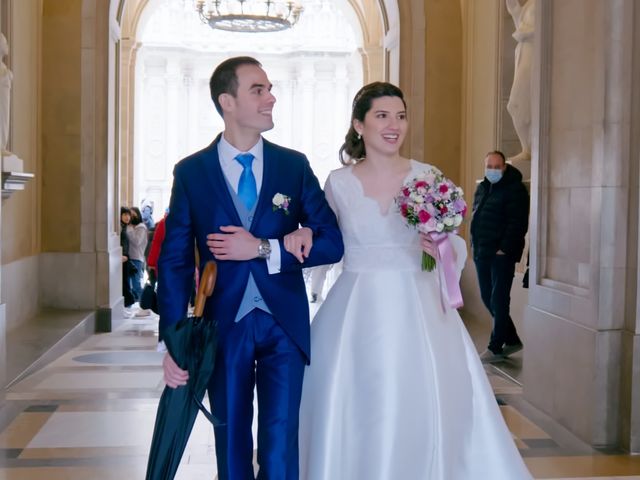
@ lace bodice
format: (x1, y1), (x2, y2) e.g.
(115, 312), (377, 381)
(325, 160), (430, 272)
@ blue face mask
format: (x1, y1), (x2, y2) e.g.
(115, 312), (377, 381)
(485, 168), (503, 184)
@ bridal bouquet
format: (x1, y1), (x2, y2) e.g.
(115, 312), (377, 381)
(395, 168), (467, 272)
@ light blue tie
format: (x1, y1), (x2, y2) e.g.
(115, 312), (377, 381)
(235, 153), (257, 211)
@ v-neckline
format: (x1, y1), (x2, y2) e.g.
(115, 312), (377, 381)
(348, 160), (415, 217)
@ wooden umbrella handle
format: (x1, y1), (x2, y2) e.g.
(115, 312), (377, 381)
(193, 261), (217, 317)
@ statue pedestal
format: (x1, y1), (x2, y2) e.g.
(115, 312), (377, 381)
(1, 152), (34, 199)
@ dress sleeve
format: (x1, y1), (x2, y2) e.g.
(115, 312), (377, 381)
(324, 174), (339, 222)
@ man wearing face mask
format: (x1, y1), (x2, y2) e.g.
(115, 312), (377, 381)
(471, 150), (530, 363)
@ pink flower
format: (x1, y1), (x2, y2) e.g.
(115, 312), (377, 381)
(418, 210), (431, 224)
(394, 169), (466, 272)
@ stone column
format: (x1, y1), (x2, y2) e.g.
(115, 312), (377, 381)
(361, 45), (384, 83)
(39, 0), (120, 330)
(298, 61), (315, 157)
(136, 54), (167, 212)
(118, 37), (140, 207)
(165, 56), (180, 181)
(525, 0), (640, 452)
(0, 165), (4, 393)
(334, 61), (349, 166)
(184, 62), (198, 158)
(620, 0), (640, 454)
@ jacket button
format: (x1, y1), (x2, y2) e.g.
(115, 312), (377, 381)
(254, 296), (262, 302)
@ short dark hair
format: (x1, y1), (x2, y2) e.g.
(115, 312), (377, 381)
(339, 82), (407, 164)
(486, 150), (506, 164)
(130, 206), (143, 226)
(209, 56), (262, 117)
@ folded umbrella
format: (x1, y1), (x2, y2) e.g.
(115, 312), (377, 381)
(146, 261), (221, 480)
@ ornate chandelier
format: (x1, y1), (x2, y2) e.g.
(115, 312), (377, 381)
(194, 0), (304, 33)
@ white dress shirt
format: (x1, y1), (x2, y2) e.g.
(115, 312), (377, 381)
(217, 134), (281, 274)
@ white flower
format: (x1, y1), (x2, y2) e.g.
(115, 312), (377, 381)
(454, 214), (463, 226)
(272, 193), (291, 215)
(444, 217), (454, 227)
(272, 193), (285, 207)
(436, 222), (445, 232)
(410, 193), (424, 203)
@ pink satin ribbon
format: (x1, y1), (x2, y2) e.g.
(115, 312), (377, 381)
(430, 232), (464, 310)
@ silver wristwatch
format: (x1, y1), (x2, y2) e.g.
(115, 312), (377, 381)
(257, 238), (271, 259)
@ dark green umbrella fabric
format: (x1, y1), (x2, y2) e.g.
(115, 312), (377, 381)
(146, 262), (222, 480)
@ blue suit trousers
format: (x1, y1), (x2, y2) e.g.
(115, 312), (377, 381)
(209, 309), (306, 480)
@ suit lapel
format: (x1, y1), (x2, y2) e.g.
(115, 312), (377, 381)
(201, 134), (243, 226)
(250, 139), (279, 232)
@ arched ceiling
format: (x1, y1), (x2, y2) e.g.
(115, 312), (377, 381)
(113, 0), (386, 49)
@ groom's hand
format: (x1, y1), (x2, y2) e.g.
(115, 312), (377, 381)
(207, 226), (260, 261)
(163, 353), (188, 389)
(284, 227), (313, 263)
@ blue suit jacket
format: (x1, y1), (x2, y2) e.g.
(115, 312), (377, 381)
(157, 135), (344, 361)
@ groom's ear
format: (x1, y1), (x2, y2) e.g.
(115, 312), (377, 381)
(218, 93), (234, 114)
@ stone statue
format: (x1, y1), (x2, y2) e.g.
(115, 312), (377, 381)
(506, 0), (534, 164)
(0, 33), (13, 155)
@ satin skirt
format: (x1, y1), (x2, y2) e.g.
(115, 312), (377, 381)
(298, 268), (532, 480)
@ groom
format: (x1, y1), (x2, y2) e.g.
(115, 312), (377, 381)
(157, 56), (343, 479)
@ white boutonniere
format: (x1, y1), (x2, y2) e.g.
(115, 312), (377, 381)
(272, 193), (291, 215)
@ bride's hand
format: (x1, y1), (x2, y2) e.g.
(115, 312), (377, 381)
(420, 232), (459, 262)
(419, 232), (438, 257)
(284, 227), (313, 263)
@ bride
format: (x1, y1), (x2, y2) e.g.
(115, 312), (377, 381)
(295, 82), (532, 479)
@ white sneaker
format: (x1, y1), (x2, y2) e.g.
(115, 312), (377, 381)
(134, 309), (151, 318)
(479, 349), (505, 364)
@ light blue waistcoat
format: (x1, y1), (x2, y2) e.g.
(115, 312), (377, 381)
(222, 176), (272, 322)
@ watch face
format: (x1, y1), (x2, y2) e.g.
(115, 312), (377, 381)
(259, 239), (271, 258)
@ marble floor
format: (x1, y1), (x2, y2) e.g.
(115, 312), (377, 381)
(0, 307), (639, 479)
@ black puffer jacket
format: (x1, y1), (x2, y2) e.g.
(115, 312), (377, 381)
(470, 164), (529, 261)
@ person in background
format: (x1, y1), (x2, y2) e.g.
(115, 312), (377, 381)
(141, 198), (155, 231)
(309, 264), (332, 303)
(120, 206), (135, 308)
(127, 206), (148, 302)
(470, 150), (529, 363)
(147, 208), (168, 276)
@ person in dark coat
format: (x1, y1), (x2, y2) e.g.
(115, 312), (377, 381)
(470, 150), (529, 363)
(120, 207), (135, 307)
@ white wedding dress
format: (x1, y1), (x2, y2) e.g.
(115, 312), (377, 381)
(299, 161), (532, 480)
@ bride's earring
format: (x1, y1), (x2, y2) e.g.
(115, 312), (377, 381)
(356, 132), (362, 140)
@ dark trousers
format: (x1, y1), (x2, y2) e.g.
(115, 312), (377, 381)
(130, 259), (145, 301)
(209, 309), (306, 480)
(474, 254), (522, 353)
(122, 261), (135, 307)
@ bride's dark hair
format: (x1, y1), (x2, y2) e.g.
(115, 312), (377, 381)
(339, 82), (407, 165)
